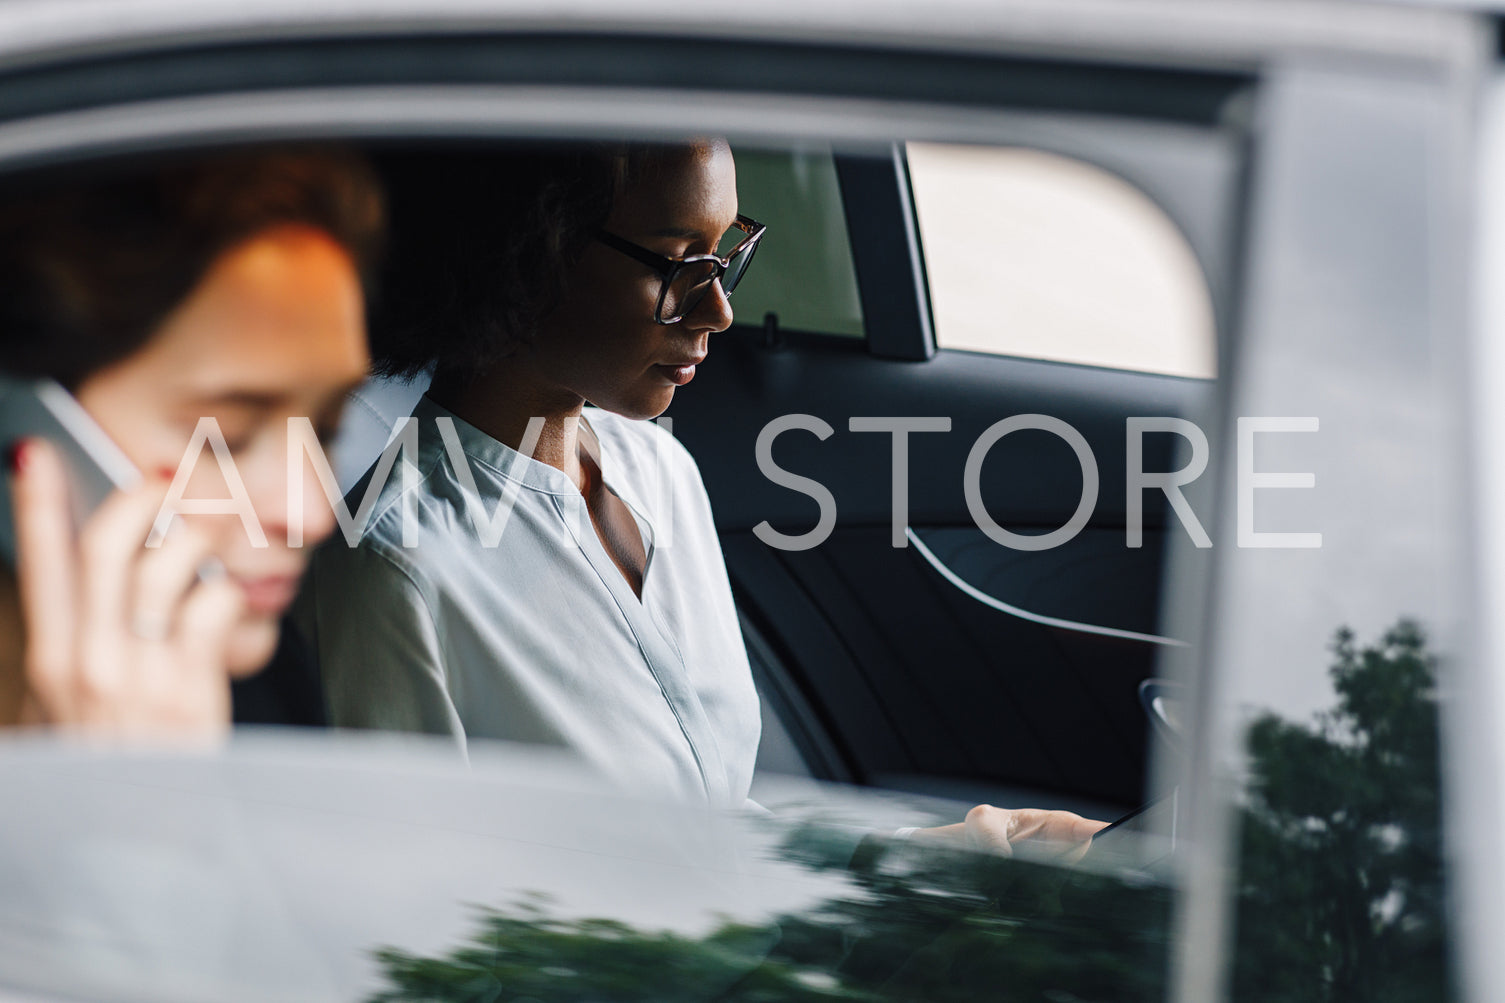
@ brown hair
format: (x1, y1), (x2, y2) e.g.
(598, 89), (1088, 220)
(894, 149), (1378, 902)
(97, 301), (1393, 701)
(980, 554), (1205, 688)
(0, 147), (385, 388)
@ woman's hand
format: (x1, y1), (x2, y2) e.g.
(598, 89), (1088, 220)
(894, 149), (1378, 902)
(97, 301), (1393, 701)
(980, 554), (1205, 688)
(912, 805), (1108, 863)
(10, 439), (245, 739)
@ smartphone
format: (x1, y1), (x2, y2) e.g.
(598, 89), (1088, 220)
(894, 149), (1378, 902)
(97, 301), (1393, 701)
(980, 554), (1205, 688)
(0, 377), (140, 566)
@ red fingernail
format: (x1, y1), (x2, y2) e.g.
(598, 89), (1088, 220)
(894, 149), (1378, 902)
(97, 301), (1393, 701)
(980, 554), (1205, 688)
(6, 440), (28, 474)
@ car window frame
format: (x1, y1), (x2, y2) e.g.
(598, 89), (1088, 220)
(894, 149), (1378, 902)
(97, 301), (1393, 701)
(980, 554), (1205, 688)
(0, 10), (1486, 1000)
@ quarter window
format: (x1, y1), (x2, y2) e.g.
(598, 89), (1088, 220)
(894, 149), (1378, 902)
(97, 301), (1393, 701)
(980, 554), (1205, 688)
(727, 145), (865, 339)
(906, 142), (1216, 378)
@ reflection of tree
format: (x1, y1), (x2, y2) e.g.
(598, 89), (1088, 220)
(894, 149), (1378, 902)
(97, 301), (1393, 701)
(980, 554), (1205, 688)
(368, 895), (815, 1003)
(1231, 620), (1452, 1002)
(769, 835), (1170, 1002)
(363, 621), (1455, 1000)
(370, 837), (1171, 1002)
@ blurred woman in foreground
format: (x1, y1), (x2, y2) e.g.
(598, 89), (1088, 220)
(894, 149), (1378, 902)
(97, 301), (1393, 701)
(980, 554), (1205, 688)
(0, 149), (383, 737)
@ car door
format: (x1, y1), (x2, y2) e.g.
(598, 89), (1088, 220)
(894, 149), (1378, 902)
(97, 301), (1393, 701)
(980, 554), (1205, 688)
(0, 3), (1485, 1003)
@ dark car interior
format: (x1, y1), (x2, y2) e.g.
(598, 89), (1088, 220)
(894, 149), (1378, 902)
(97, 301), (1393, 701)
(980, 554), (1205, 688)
(665, 143), (1235, 818)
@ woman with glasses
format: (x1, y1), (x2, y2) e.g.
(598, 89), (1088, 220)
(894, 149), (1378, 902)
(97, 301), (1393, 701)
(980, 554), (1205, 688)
(299, 141), (764, 803)
(298, 140), (1101, 856)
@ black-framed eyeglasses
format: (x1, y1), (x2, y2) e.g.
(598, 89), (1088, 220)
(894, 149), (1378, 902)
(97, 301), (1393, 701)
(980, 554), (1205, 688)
(596, 214), (767, 325)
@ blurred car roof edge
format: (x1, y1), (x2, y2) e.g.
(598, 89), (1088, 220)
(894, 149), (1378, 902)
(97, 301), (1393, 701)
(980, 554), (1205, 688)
(0, 0), (1477, 77)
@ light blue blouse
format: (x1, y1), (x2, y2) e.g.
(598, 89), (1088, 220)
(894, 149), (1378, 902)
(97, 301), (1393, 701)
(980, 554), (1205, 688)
(294, 395), (762, 808)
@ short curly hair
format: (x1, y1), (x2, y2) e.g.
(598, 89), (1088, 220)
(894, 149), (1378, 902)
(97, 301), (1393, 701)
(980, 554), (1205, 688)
(370, 142), (679, 381)
(0, 147), (385, 389)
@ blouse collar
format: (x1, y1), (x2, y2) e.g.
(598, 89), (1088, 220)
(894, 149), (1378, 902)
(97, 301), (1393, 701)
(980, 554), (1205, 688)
(414, 393), (580, 498)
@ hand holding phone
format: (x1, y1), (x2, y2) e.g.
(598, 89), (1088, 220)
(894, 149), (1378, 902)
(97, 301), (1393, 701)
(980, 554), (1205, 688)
(1, 383), (245, 738)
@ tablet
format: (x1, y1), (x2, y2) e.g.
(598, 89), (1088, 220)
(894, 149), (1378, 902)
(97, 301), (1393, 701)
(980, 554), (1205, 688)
(1088, 790), (1177, 868)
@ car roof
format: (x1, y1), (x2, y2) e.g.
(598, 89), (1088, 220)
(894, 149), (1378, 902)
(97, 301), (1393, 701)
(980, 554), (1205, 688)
(0, 0), (1478, 76)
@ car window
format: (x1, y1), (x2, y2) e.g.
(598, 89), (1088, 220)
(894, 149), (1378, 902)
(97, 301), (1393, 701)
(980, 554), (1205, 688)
(0, 738), (1176, 1003)
(906, 141), (1217, 378)
(0, 131), (1195, 1003)
(725, 145), (864, 339)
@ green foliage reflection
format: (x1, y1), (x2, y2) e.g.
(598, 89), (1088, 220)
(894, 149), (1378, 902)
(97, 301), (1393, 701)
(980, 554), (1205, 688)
(370, 836), (1171, 1002)
(367, 619), (1454, 1001)
(1230, 620), (1452, 1002)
